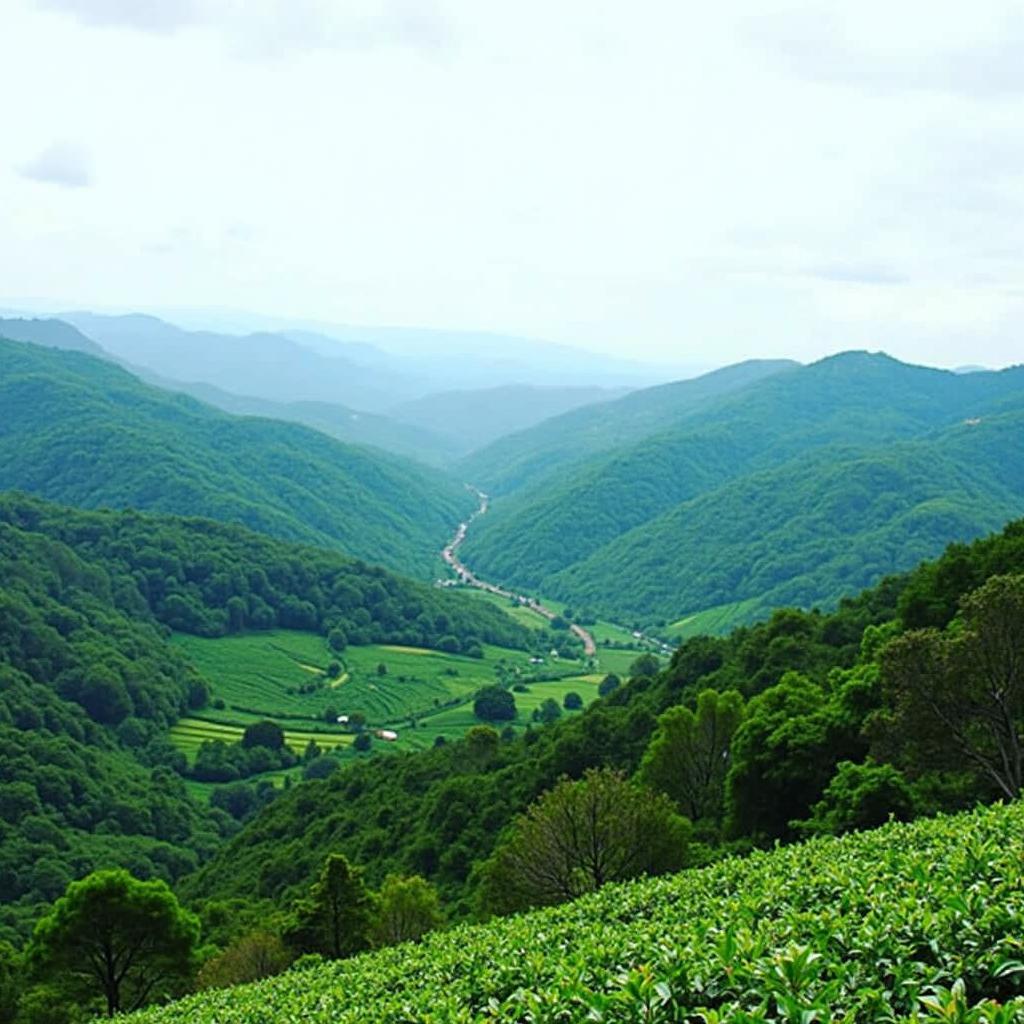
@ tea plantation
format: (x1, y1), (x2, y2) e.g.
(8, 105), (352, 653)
(126, 799), (1024, 1023)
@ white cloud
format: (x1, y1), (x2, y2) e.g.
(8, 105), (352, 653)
(3, 0), (1024, 369)
(18, 141), (93, 188)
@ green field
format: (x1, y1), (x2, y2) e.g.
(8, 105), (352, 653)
(126, 799), (1024, 1024)
(169, 630), (624, 768)
(170, 716), (354, 763)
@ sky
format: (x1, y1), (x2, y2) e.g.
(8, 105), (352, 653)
(3, 0), (1024, 369)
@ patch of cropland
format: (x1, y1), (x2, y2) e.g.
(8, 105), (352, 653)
(168, 629), (609, 765)
(0, 337), (472, 576)
(463, 352), (1024, 627)
(128, 800), (1024, 1023)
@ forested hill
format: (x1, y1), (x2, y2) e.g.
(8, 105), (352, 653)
(182, 515), (1024, 918)
(0, 494), (530, 939)
(462, 352), (1024, 627)
(0, 337), (472, 578)
(458, 358), (797, 495)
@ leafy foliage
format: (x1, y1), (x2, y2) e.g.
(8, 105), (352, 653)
(183, 516), (1024, 919)
(28, 870), (199, 1017)
(480, 768), (691, 913)
(126, 800), (1024, 1023)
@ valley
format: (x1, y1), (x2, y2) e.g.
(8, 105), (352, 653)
(1, 317), (1022, 1023)
(7, 8), (1024, 1018)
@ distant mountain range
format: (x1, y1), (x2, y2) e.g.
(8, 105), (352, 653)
(4, 311), (1023, 637)
(1, 313), (632, 463)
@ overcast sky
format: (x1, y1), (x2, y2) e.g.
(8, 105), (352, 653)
(3, 0), (1023, 368)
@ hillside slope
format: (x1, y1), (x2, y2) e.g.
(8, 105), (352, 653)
(180, 515), (1024, 918)
(0, 315), (106, 356)
(459, 358), (797, 495)
(129, 800), (1024, 1023)
(0, 338), (472, 577)
(463, 353), (1024, 622)
(0, 493), (531, 939)
(389, 383), (628, 454)
(552, 411), (1024, 624)
(134, 376), (463, 467)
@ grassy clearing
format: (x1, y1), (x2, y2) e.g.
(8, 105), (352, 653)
(169, 630), (659, 781)
(172, 631), (537, 726)
(169, 630), (617, 768)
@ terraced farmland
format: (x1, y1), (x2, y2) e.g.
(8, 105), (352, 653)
(126, 799), (1024, 1023)
(170, 716), (353, 763)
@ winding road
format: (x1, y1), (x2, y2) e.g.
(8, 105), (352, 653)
(442, 487), (597, 657)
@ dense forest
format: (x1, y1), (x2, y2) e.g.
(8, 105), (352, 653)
(182, 515), (1024, 921)
(0, 493), (530, 941)
(0, 337), (472, 578)
(462, 353), (1024, 624)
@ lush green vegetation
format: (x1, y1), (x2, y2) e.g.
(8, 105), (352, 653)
(182, 515), (1024, 922)
(129, 800), (1024, 1023)
(0, 336), (471, 577)
(0, 494), (531, 941)
(555, 416), (1024, 626)
(459, 358), (796, 495)
(463, 352), (1024, 626)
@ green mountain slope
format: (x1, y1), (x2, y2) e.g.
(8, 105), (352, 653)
(458, 358), (797, 495)
(0, 493), (530, 939)
(462, 353), (1024, 620)
(129, 801), (1024, 1023)
(551, 412), (1024, 624)
(0, 337), (472, 577)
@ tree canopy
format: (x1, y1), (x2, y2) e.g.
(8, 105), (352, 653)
(28, 870), (199, 1017)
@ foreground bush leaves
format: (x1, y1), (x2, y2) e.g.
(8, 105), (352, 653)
(127, 800), (1024, 1023)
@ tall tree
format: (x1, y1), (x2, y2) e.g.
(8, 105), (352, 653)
(639, 688), (744, 824)
(289, 854), (375, 960)
(28, 870), (199, 1017)
(481, 768), (690, 914)
(881, 573), (1024, 800)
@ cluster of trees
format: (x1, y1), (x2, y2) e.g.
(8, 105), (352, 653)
(191, 722), (299, 784)
(0, 494), (531, 651)
(0, 518), (231, 941)
(0, 854), (446, 1020)
(183, 518), (1024, 924)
